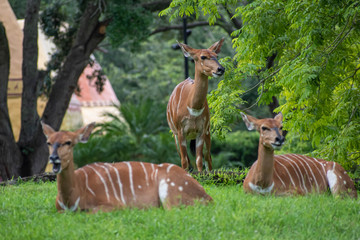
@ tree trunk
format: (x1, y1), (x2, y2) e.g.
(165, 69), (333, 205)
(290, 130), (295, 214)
(269, 96), (280, 117)
(266, 53), (280, 116)
(0, 23), (22, 180)
(42, 2), (107, 130)
(17, 0), (47, 177)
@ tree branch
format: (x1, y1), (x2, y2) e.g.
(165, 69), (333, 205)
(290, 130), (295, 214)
(224, 6), (242, 30)
(150, 21), (211, 35)
(141, 0), (171, 12)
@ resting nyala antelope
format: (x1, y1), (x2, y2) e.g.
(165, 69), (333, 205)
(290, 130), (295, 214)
(167, 38), (225, 172)
(240, 113), (357, 198)
(42, 122), (212, 212)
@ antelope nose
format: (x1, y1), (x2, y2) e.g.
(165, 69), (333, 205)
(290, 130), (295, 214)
(49, 154), (59, 163)
(217, 66), (225, 75)
(275, 136), (285, 144)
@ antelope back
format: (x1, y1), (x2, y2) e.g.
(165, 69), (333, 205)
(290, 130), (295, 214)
(273, 154), (357, 198)
(68, 161), (212, 211)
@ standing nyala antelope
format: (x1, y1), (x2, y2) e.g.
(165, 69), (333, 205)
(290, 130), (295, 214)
(41, 122), (212, 213)
(167, 38), (225, 172)
(240, 112), (357, 198)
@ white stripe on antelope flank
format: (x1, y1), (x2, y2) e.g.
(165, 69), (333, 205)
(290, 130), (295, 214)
(275, 159), (296, 188)
(176, 82), (186, 114)
(155, 169), (159, 181)
(158, 179), (168, 204)
(87, 165), (110, 201)
(140, 162), (150, 186)
(327, 162), (338, 192)
(273, 167), (286, 187)
(166, 164), (174, 173)
(277, 155), (308, 193)
(280, 155), (311, 189)
(78, 168), (96, 196)
(125, 162), (136, 201)
(277, 156), (302, 185)
(151, 164), (155, 180)
(95, 163), (121, 202)
(290, 154), (320, 192)
(311, 157), (326, 174)
(171, 83), (180, 114)
(303, 155), (327, 186)
(104, 163), (126, 204)
(169, 115), (176, 132)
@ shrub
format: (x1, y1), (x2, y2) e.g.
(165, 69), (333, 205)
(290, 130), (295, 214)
(74, 99), (180, 167)
(212, 130), (259, 168)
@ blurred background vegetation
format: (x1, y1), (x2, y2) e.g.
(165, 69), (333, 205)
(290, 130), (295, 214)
(8, 0), (333, 172)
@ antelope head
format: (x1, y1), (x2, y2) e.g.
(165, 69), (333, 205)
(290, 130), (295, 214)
(241, 113), (285, 150)
(41, 122), (96, 174)
(178, 38), (225, 78)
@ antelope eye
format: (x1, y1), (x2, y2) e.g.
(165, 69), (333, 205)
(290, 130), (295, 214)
(279, 126), (283, 130)
(64, 141), (72, 146)
(261, 126), (270, 131)
(47, 142), (51, 146)
(201, 56), (207, 60)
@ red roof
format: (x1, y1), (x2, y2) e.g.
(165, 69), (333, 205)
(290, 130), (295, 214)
(74, 61), (119, 107)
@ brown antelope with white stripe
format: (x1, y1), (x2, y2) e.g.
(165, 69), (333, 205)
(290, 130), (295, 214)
(41, 122), (212, 212)
(240, 113), (357, 198)
(167, 39), (225, 171)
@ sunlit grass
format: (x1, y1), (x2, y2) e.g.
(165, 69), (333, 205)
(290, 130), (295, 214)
(0, 181), (359, 240)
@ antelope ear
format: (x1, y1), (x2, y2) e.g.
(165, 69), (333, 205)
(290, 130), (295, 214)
(240, 112), (258, 131)
(274, 112), (283, 124)
(208, 38), (225, 54)
(177, 41), (196, 58)
(76, 122), (96, 143)
(41, 121), (55, 139)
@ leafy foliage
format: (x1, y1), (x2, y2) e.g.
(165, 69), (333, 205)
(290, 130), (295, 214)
(106, 0), (153, 49)
(207, 57), (245, 138)
(39, 0), (83, 96)
(161, 0), (360, 170)
(159, 0), (239, 25)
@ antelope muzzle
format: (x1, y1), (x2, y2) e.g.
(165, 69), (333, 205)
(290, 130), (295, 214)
(49, 143), (62, 174)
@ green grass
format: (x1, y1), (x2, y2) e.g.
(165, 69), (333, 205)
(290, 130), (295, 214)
(1, 181), (360, 240)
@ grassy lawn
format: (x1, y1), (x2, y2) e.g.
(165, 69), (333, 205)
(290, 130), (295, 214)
(0, 181), (359, 240)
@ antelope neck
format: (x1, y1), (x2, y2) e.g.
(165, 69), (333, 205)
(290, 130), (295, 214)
(253, 143), (275, 188)
(188, 71), (208, 110)
(57, 159), (79, 205)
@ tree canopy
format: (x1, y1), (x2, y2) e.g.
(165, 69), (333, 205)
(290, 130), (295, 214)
(161, 0), (360, 168)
